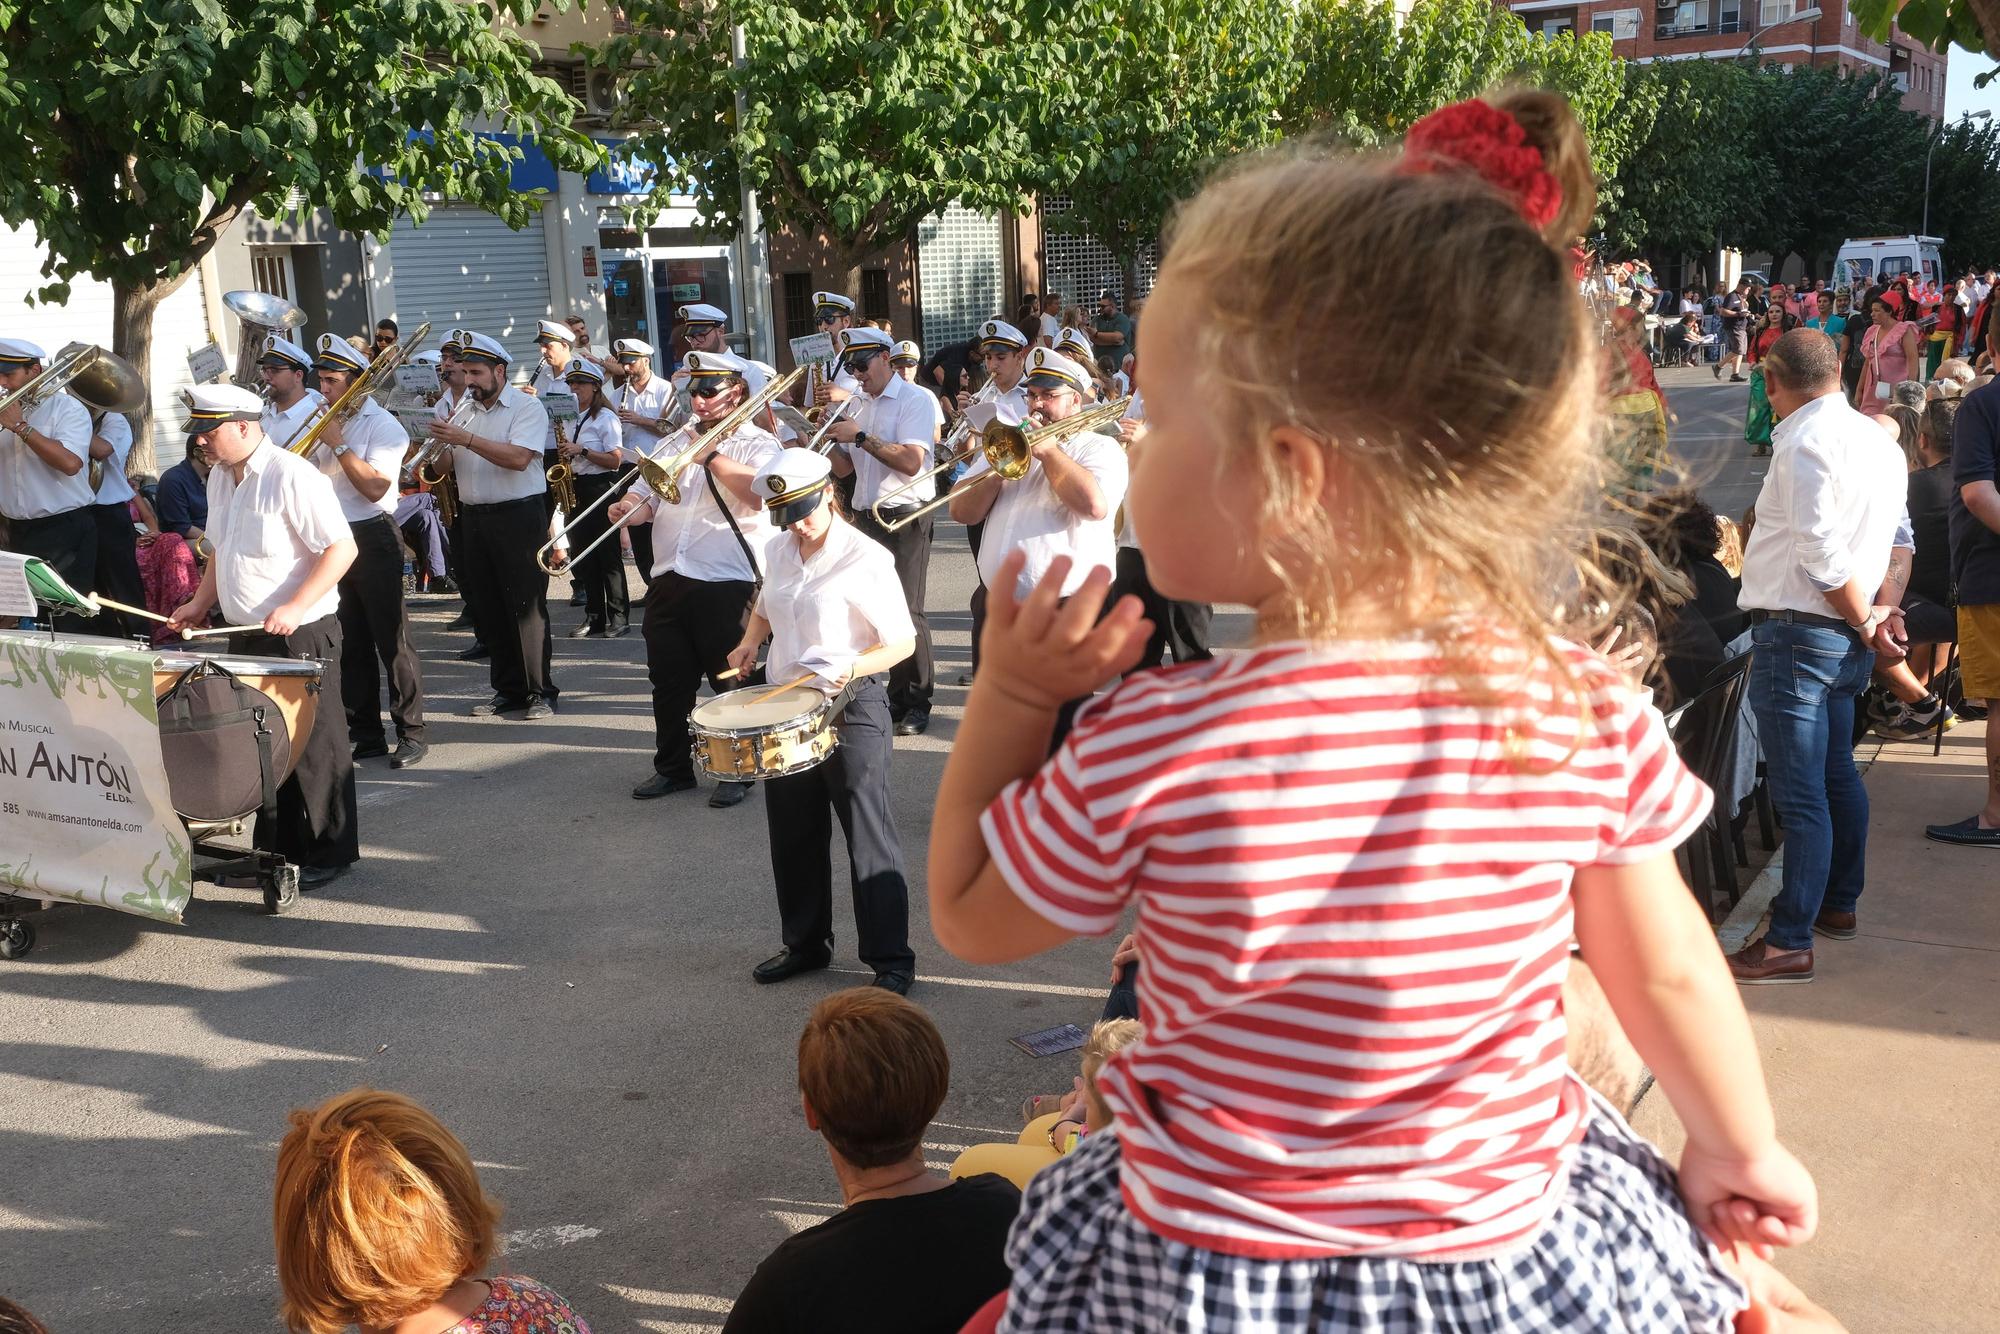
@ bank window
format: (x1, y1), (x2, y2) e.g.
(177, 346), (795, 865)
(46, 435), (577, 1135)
(1591, 9), (1639, 37)
(783, 272), (814, 341)
(860, 268), (891, 322)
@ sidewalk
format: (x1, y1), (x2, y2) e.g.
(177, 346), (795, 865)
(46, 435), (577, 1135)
(1631, 720), (2000, 1331)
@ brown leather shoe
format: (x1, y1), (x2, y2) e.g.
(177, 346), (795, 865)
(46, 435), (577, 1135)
(1812, 910), (1857, 941)
(1727, 936), (1815, 985)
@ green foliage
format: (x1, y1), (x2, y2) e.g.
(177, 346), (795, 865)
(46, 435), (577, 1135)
(1045, 0), (1298, 277)
(1851, 0), (1989, 65)
(1601, 61), (1762, 261)
(1919, 115), (2000, 272)
(598, 0), (1087, 275)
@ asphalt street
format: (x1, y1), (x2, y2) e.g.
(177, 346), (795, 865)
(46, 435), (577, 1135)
(0, 371), (1760, 1331)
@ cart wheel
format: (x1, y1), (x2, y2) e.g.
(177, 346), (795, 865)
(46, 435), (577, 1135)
(0, 919), (35, 960)
(264, 865), (300, 916)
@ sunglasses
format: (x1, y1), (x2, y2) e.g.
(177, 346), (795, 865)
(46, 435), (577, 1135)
(617, 355), (642, 365)
(815, 314), (840, 326)
(842, 353), (882, 374)
(689, 380), (738, 399)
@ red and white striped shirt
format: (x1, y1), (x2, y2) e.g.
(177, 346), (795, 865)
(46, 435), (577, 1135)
(982, 637), (1709, 1261)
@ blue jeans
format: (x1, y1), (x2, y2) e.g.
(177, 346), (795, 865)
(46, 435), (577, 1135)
(1748, 620), (1876, 950)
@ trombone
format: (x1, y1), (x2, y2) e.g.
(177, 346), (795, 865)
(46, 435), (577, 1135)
(0, 344), (146, 420)
(286, 322), (432, 458)
(872, 396), (1132, 533)
(536, 364), (804, 575)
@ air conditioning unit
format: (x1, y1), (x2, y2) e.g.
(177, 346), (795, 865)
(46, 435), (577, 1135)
(584, 69), (624, 120)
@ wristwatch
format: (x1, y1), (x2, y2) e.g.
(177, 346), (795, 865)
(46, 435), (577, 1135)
(333, 443), (351, 458)
(853, 430), (871, 450)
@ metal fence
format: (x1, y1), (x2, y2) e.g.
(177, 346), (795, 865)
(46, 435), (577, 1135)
(1041, 195), (1158, 312)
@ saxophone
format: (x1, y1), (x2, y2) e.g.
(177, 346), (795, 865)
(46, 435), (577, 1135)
(547, 417), (578, 514)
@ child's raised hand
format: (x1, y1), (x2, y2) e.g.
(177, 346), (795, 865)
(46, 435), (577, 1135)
(980, 551), (1150, 712)
(1678, 1139), (1818, 1256)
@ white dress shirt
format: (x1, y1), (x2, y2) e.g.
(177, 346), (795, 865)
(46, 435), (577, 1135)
(844, 374), (938, 511)
(1038, 313), (1061, 344)
(262, 390), (326, 454)
(316, 397), (408, 522)
(0, 391), (93, 520)
(452, 384), (548, 505)
(208, 443), (351, 625)
(760, 517), (916, 692)
(618, 372), (678, 466)
(630, 422), (782, 583)
(1740, 391), (1911, 615)
(967, 426), (1127, 599)
(91, 410), (137, 507)
(528, 359), (566, 449)
(569, 407), (623, 477)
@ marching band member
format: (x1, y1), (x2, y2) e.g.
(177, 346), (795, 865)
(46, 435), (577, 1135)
(612, 337), (674, 583)
(955, 320), (1033, 679)
(802, 292), (861, 410)
(825, 327), (941, 736)
(666, 303), (732, 432)
(1109, 395), (1213, 669)
(948, 347), (1127, 744)
(86, 402), (149, 640)
(259, 335), (323, 452)
(168, 384), (359, 885)
(306, 334), (429, 769)
(529, 321), (576, 571)
(557, 359), (630, 638)
(0, 338), (96, 632)
(425, 330), (559, 719)
(431, 338), (480, 642)
(891, 338), (947, 440)
(609, 350), (781, 808)
(727, 447), (917, 994)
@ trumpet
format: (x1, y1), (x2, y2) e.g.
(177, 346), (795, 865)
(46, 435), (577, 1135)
(547, 418), (578, 514)
(410, 391), (478, 482)
(872, 396), (1132, 533)
(287, 322), (432, 458)
(537, 364), (805, 576)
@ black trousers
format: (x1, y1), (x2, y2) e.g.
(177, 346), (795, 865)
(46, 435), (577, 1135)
(852, 508), (933, 715)
(231, 615), (360, 870)
(642, 571), (755, 780)
(766, 678), (915, 974)
(339, 514), (425, 744)
(1111, 547), (1214, 669)
(8, 508), (96, 633)
(568, 472), (630, 630)
(91, 502), (147, 640)
(460, 496), (556, 704)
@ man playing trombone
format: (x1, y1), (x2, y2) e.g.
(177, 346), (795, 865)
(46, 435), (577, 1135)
(826, 328), (942, 737)
(302, 334), (428, 770)
(258, 335), (322, 452)
(608, 350), (782, 807)
(424, 330), (559, 720)
(0, 338), (97, 632)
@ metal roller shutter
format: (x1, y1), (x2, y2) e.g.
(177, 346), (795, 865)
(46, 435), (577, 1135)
(386, 204), (552, 374)
(0, 222), (214, 466)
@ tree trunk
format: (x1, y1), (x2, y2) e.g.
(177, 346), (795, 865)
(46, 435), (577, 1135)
(110, 277), (171, 478)
(1120, 253), (1141, 312)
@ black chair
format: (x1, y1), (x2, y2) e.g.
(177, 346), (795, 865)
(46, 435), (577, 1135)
(1669, 651), (1755, 921)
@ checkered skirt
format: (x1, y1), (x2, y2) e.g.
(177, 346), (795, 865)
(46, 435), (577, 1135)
(997, 1090), (1747, 1333)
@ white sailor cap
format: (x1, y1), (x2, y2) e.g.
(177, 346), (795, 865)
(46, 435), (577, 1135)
(813, 291), (856, 317)
(181, 383), (265, 431)
(612, 338), (655, 360)
(563, 358), (606, 387)
(455, 331), (511, 366)
(1022, 347), (1091, 394)
(314, 333), (369, 374)
(753, 447), (834, 527)
(1054, 328), (1094, 364)
(976, 319), (1028, 352)
(440, 329), (468, 355)
(258, 335), (312, 372)
(680, 302), (728, 329)
(745, 358), (778, 395)
(684, 350), (753, 382)
(838, 327), (893, 358)
(0, 338), (46, 367)
(891, 339), (922, 364)
(410, 350), (443, 366)
(535, 319), (576, 345)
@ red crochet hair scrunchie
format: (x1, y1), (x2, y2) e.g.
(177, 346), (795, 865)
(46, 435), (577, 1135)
(1401, 98), (1563, 232)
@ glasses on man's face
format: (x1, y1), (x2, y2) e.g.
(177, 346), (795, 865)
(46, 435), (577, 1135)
(617, 356), (640, 367)
(816, 314), (839, 327)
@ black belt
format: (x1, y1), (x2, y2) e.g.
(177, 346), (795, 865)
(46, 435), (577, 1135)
(1750, 609), (1857, 632)
(459, 494), (545, 513)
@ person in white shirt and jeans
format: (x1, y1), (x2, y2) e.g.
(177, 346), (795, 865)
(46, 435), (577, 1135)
(1730, 329), (1912, 986)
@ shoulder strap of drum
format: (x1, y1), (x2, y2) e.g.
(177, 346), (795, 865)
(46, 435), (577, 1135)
(702, 457), (763, 593)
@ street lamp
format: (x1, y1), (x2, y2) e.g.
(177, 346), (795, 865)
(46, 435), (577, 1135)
(1731, 5), (1822, 59)
(1924, 110), (1992, 238)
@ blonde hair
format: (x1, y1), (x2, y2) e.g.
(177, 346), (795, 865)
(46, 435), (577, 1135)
(1078, 1019), (1143, 1127)
(1714, 515), (1744, 578)
(1158, 88), (1607, 725)
(274, 1088), (500, 1334)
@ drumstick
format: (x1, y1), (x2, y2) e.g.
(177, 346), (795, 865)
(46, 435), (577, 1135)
(745, 643), (885, 706)
(715, 666), (742, 680)
(179, 623), (267, 639)
(90, 595), (194, 640)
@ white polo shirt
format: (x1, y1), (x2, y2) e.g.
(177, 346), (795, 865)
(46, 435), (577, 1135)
(618, 372), (678, 466)
(760, 516), (915, 692)
(208, 442), (351, 625)
(453, 384), (548, 506)
(262, 390), (325, 454)
(844, 374), (939, 511)
(91, 410), (137, 507)
(967, 426), (1127, 599)
(570, 406), (624, 477)
(0, 391), (94, 520)
(317, 397), (409, 522)
(630, 422), (782, 583)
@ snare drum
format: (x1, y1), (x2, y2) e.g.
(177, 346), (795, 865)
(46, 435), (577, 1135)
(688, 684), (837, 781)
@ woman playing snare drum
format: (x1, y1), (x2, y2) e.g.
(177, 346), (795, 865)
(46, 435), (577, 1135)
(725, 448), (917, 994)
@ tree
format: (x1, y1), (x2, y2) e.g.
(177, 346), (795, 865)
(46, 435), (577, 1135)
(1918, 114), (2000, 273)
(0, 0), (603, 470)
(598, 0), (1087, 290)
(1044, 0), (1298, 306)
(1851, 0), (1990, 73)
(1602, 61), (1767, 269)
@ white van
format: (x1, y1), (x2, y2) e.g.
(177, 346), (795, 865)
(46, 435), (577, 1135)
(1834, 235), (1943, 290)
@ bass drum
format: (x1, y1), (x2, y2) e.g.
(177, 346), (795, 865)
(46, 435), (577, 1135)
(154, 653), (322, 822)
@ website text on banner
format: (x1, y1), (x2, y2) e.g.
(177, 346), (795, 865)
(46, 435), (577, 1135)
(0, 632), (192, 925)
